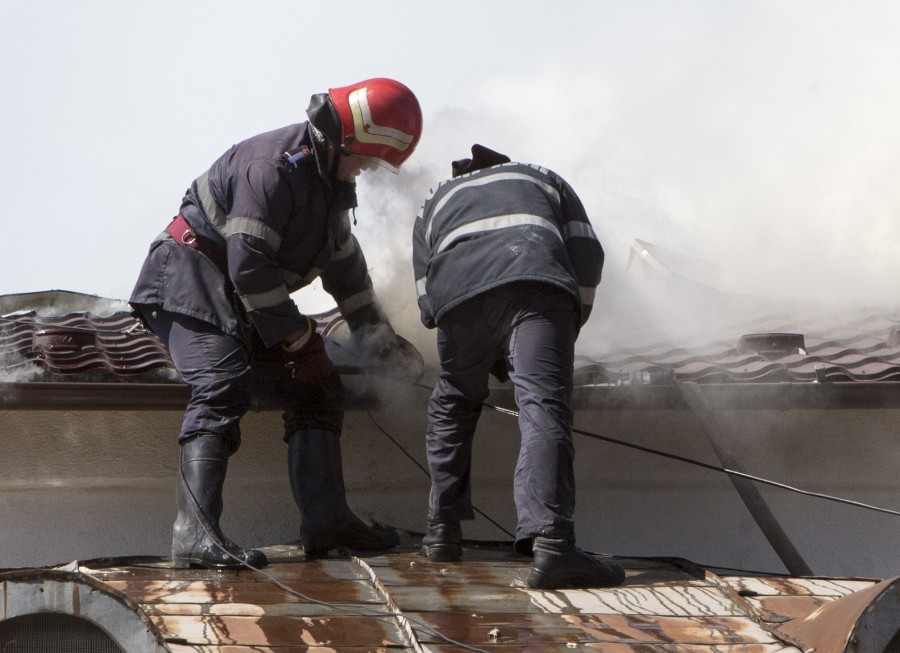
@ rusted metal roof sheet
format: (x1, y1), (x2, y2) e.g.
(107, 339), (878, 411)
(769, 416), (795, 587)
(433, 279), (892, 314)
(4, 540), (896, 651)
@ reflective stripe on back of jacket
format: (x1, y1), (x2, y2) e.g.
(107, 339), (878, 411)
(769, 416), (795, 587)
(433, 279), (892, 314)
(412, 162), (604, 329)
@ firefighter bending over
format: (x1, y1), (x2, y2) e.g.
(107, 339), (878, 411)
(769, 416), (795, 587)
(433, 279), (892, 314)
(130, 78), (423, 569)
(412, 144), (624, 589)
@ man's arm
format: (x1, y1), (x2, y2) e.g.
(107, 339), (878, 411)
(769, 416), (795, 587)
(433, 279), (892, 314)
(226, 161), (308, 348)
(412, 212), (436, 329)
(558, 178), (604, 325)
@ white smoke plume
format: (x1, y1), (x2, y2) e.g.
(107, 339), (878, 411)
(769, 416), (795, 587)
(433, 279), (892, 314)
(350, 6), (900, 358)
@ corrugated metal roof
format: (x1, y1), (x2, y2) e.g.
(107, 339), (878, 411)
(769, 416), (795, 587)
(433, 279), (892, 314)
(3, 538), (897, 651)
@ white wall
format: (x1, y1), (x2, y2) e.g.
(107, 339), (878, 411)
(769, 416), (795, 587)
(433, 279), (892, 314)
(2, 386), (900, 580)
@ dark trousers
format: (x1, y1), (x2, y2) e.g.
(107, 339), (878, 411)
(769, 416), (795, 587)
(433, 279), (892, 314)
(426, 283), (578, 550)
(139, 307), (343, 449)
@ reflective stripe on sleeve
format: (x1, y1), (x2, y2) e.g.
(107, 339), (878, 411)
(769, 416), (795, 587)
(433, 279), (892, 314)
(239, 285), (291, 312)
(435, 213), (562, 254)
(416, 277), (427, 298)
(196, 170), (227, 236)
(338, 289), (376, 316)
(331, 234), (357, 262)
(580, 286), (596, 306)
(227, 217), (282, 251)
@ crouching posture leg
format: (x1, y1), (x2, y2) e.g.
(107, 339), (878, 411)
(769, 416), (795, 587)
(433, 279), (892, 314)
(506, 288), (624, 589)
(173, 434), (268, 569)
(284, 371), (398, 557)
(287, 428), (399, 556)
(421, 376), (483, 562)
(137, 308), (267, 571)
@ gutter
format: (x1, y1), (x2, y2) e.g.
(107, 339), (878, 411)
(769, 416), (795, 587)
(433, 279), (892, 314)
(0, 381), (378, 411)
(492, 380), (900, 411)
(4, 380), (900, 412)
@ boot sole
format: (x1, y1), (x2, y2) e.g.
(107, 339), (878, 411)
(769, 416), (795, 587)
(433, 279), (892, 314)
(422, 543), (463, 562)
(526, 566), (625, 590)
(172, 556), (253, 570)
(172, 552), (267, 570)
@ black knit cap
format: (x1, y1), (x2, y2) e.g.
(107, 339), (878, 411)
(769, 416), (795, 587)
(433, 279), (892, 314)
(451, 144), (511, 178)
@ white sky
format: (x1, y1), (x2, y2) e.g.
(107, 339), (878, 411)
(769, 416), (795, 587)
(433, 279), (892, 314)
(3, 1), (900, 346)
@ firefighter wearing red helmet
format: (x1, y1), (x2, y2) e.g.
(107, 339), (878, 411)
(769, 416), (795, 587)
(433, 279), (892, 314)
(308, 77), (423, 173)
(130, 78), (424, 570)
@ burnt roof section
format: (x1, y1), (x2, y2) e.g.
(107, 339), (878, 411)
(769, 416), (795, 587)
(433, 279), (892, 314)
(2, 538), (897, 651)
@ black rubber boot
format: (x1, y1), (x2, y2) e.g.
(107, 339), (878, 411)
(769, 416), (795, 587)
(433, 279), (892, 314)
(422, 523), (463, 562)
(287, 429), (399, 557)
(527, 537), (624, 589)
(172, 435), (268, 570)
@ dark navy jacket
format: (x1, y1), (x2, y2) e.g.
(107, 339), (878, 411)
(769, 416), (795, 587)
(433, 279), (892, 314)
(412, 162), (604, 329)
(131, 122), (384, 348)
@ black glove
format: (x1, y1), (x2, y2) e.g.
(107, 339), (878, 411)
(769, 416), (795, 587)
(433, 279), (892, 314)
(283, 318), (333, 385)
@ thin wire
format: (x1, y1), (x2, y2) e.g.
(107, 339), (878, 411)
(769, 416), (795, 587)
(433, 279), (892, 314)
(481, 402), (900, 519)
(8, 310), (900, 519)
(365, 410), (516, 539)
(178, 445), (489, 653)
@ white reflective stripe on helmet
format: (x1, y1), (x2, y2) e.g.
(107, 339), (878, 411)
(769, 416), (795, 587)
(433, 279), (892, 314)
(348, 87), (415, 151)
(435, 213), (562, 254)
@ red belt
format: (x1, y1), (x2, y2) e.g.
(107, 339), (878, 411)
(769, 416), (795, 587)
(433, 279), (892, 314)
(165, 214), (228, 276)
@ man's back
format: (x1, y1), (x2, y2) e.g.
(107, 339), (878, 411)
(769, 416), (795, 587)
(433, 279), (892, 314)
(413, 161), (603, 329)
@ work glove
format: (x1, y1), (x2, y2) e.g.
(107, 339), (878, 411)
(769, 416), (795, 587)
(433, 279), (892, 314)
(282, 318), (333, 385)
(349, 322), (425, 379)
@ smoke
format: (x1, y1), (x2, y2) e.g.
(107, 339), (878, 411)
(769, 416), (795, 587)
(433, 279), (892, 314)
(350, 4), (900, 357)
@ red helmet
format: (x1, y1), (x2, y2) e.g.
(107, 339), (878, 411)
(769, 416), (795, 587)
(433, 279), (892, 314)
(327, 78), (423, 171)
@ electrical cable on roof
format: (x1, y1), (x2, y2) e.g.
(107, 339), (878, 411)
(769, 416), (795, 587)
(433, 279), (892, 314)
(176, 449), (491, 653)
(16, 309), (900, 633)
(376, 376), (894, 530)
(451, 387), (900, 520)
(569, 423), (900, 518)
(365, 410), (516, 539)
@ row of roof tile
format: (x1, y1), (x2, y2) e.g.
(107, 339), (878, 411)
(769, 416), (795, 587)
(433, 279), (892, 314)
(4, 296), (900, 385)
